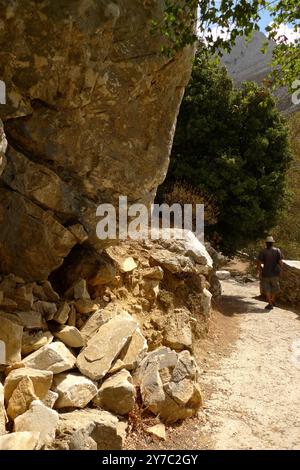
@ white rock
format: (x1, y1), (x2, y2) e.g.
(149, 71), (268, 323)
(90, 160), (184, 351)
(119, 257), (137, 273)
(14, 400), (59, 447)
(117, 328), (148, 371)
(52, 373), (97, 409)
(93, 369), (136, 415)
(0, 431), (41, 450)
(77, 312), (138, 380)
(53, 325), (85, 348)
(147, 423), (166, 440)
(22, 341), (76, 374)
(149, 228), (213, 267)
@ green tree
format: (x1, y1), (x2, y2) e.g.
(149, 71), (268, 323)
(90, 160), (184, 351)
(155, 0), (300, 89)
(159, 52), (292, 254)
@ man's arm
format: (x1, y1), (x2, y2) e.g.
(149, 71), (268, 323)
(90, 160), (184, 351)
(256, 258), (262, 278)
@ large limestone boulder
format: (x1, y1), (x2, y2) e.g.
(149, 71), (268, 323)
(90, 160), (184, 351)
(135, 347), (202, 423)
(14, 400), (59, 448)
(0, 431), (41, 450)
(76, 311), (138, 380)
(93, 369), (136, 415)
(0, 0), (194, 282)
(22, 341), (76, 374)
(52, 373), (97, 409)
(55, 409), (127, 450)
(0, 188), (77, 281)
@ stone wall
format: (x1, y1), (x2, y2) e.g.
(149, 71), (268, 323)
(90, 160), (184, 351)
(277, 260), (300, 305)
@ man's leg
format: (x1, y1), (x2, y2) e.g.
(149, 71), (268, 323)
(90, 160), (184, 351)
(262, 278), (273, 309)
(265, 291), (273, 308)
(270, 278), (280, 306)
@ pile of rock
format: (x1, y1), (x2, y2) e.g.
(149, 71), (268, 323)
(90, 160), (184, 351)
(0, 230), (213, 450)
(277, 260), (300, 305)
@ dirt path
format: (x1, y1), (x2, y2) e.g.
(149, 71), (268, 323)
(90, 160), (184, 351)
(126, 277), (300, 450)
(202, 278), (300, 450)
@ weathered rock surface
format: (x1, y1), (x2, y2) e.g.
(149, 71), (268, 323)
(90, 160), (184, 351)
(53, 325), (85, 348)
(53, 302), (70, 325)
(0, 0), (193, 282)
(93, 369), (136, 415)
(201, 288), (212, 318)
(14, 400), (59, 447)
(116, 328), (148, 371)
(22, 341), (76, 374)
(163, 308), (193, 351)
(4, 367), (53, 402)
(55, 409), (127, 450)
(42, 390), (59, 409)
(52, 373), (97, 409)
(7, 376), (38, 420)
(22, 330), (53, 356)
(149, 229), (213, 272)
(0, 431), (41, 450)
(77, 312), (138, 380)
(135, 347), (202, 423)
(0, 188), (77, 281)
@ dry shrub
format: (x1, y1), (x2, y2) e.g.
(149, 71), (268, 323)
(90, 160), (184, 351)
(163, 181), (219, 227)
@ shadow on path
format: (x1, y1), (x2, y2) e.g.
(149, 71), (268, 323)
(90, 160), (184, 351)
(215, 294), (267, 317)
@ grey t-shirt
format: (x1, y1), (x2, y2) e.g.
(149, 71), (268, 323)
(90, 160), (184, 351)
(258, 247), (283, 278)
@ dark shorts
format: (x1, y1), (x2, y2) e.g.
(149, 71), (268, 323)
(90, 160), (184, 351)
(261, 277), (280, 294)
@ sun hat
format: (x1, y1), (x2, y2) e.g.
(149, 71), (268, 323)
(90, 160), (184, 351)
(266, 235), (275, 243)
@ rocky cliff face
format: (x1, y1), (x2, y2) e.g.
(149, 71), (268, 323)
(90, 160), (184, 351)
(221, 31), (300, 114)
(0, 0), (193, 281)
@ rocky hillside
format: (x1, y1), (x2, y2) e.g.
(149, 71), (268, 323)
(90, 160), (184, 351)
(0, 0), (220, 451)
(0, 230), (215, 450)
(221, 31), (300, 114)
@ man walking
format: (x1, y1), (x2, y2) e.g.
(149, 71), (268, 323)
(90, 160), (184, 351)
(257, 236), (283, 310)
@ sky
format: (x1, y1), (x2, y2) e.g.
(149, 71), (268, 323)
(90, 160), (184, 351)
(259, 8), (299, 42)
(209, 1), (299, 43)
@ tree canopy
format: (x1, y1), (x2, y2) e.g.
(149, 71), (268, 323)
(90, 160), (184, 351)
(155, 0), (300, 89)
(158, 52), (292, 254)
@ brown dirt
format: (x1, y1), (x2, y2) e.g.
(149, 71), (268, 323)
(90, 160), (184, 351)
(125, 274), (300, 450)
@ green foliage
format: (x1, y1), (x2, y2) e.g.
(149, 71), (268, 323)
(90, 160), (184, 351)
(159, 52), (292, 254)
(155, 1), (300, 89)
